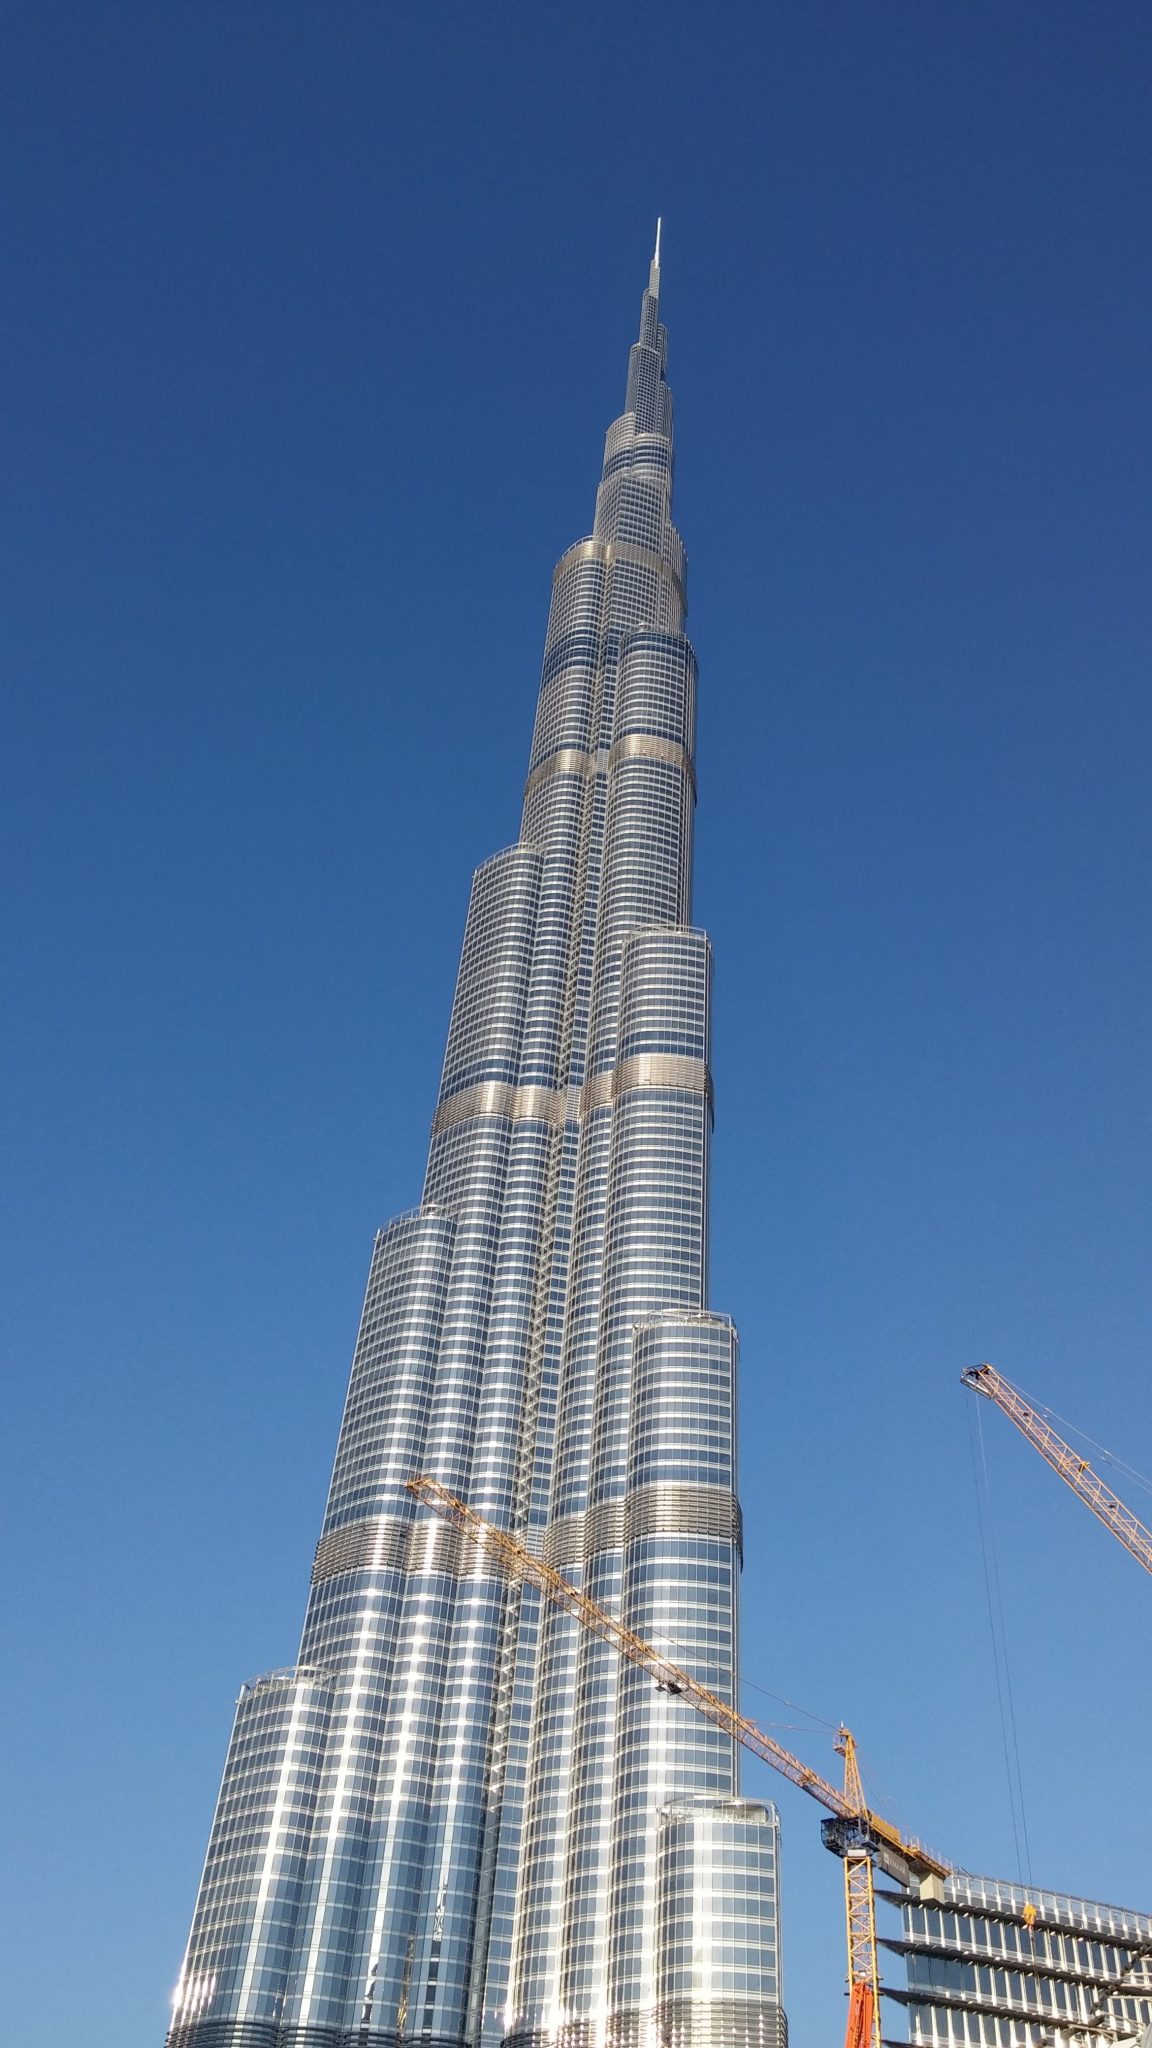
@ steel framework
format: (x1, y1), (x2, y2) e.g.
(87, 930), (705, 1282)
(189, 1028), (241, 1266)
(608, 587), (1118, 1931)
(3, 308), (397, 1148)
(962, 1363), (1152, 1577)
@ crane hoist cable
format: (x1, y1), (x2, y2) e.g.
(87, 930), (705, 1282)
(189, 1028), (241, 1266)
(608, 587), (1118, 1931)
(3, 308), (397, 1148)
(961, 1364), (1152, 1578)
(406, 1473), (950, 2048)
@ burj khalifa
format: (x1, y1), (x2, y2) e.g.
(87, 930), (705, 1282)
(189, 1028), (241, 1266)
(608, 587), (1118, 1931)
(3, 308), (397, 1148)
(168, 233), (785, 2048)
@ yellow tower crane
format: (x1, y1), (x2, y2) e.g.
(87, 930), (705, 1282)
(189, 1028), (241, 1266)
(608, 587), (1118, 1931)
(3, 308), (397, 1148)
(961, 1363), (1152, 1577)
(406, 1474), (950, 2048)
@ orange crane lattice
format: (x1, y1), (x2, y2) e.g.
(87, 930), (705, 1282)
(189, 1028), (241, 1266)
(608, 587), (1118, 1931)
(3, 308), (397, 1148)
(405, 1474), (950, 2048)
(962, 1364), (1152, 1578)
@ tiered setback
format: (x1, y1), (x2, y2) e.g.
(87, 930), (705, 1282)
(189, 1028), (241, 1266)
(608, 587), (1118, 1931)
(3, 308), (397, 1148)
(168, 254), (784, 2048)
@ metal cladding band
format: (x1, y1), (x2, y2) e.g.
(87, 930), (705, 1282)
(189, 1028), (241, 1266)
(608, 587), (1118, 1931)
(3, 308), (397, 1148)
(582, 1051), (712, 1111)
(522, 745), (601, 796)
(431, 1078), (569, 1134)
(540, 1512), (585, 1568)
(311, 1513), (526, 1585)
(553, 535), (688, 614)
(609, 729), (696, 791)
(524, 731), (695, 800)
(311, 1516), (410, 1580)
(541, 1484), (741, 1568)
(309, 1490), (733, 1581)
(169, 2019), (486, 2045)
(581, 1498), (625, 1552)
(167, 244), (781, 2048)
(432, 1053), (712, 1133)
(654, 2003), (790, 2048)
(626, 1479), (742, 1547)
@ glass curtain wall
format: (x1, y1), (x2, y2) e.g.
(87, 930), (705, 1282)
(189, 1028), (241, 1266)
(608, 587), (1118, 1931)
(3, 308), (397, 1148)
(167, 242), (783, 2048)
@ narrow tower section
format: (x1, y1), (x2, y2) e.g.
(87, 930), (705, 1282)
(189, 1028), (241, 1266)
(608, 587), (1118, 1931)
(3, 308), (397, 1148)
(168, 239), (785, 2048)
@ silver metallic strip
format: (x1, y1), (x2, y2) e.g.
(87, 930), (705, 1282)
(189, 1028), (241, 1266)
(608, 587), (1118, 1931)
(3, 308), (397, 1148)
(584, 1500), (626, 1554)
(525, 732), (693, 801)
(553, 536), (687, 612)
(653, 2001), (788, 2048)
(551, 1486), (741, 1567)
(432, 1078), (568, 1134)
(626, 1482), (742, 1552)
(609, 730), (696, 793)
(556, 2022), (597, 2048)
(541, 1513), (585, 1569)
(584, 1053), (712, 1114)
(523, 746), (596, 797)
(581, 1071), (615, 1111)
(312, 1517), (409, 1581)
(616, 1051), (711, 1098)
(312, 1514), (504, 1584)
(433, 1055), (710, 1134)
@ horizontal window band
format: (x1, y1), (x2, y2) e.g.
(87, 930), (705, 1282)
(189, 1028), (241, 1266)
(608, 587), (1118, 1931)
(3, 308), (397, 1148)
(524, 731), (694, 800)
(432, 1056), (712, 1135)
(552, 535), (687, 612)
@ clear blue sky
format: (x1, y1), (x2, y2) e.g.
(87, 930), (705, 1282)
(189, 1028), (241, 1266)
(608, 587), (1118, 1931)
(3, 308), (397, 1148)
(3, 5), (1150, 2044)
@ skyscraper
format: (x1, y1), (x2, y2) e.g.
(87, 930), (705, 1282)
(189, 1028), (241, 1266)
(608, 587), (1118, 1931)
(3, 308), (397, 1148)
(168, 234), (784, 2048)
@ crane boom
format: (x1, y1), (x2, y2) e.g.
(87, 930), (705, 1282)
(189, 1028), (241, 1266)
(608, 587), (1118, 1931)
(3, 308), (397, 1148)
(404, 1474), (949, 1879)
(962, 1364), (1152, 1577)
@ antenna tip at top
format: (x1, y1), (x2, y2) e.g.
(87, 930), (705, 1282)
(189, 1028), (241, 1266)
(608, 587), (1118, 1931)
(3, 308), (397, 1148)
(653, 216), (663, 268)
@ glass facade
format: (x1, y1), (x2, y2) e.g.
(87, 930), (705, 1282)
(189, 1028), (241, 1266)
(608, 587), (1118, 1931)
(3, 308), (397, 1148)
(887, 1875), (1152, 2048)
(657, 1797), (786, 2048)
(167, 242), (785, 2048)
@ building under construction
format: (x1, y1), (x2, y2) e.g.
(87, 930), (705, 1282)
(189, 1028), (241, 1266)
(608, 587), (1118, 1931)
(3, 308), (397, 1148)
(883, 1874), (1152, 2048)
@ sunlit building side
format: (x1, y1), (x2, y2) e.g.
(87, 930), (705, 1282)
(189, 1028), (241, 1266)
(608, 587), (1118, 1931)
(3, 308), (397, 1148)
(165, 237), (785, 2048)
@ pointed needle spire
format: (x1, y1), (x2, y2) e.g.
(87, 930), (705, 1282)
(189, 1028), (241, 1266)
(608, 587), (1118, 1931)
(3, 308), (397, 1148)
(648, 217), (663, 301)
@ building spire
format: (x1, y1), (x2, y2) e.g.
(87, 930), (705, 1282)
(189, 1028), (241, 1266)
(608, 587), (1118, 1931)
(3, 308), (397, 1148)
(631, 221), (670, 419)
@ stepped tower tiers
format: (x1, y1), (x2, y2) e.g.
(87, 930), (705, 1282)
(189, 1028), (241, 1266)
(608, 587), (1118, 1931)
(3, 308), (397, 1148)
(168, 235), (786, 2048)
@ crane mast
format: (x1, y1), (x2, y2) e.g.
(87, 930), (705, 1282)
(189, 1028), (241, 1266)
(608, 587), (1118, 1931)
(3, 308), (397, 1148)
(962, 1363), (1152, 1577)
(406, 1474), (949, 2048)
(834, 1728), (881, 2048)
